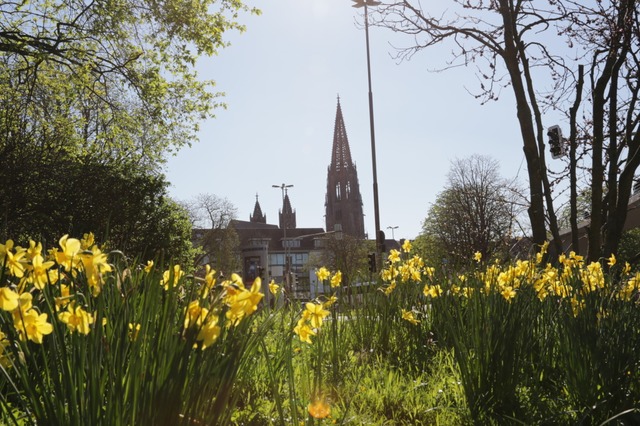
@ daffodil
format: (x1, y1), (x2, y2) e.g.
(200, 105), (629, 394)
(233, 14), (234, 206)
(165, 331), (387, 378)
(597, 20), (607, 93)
(330, 271), (342, 288)
(0, 287), (19, 311)
(402, 239), (412, 253)
(143, 260), (154, 274)
(293, 319), (316, 344)
(14, 309), (53, 343)
(323, 295), (338, 307)
(607, 253), (616, 267)
(29, 255), (55, 289)
(268, 280), (280, 295)
(305, 302), (330, 328)
(473, 251), (482, 263)
(401, 309), (420, 325)
(81, 246), (112, 296)
(184, 300), (208, 329)
(225, 277), (263, 326)
(315, 267), (330, 282)
(160, 265), (184, 290)
(80, 233), (95, 250)
(500, 286), (517, 302)
(25, 240), (42, 261)
(58, 303), (94, 335)
(388, 249), (401, 264)
(55, 235), (81, 270)
(197, 315), (221, 350)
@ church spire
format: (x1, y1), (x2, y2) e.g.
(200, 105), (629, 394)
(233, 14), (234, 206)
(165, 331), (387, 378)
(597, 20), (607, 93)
(325, 98), (365, 238)
(330, 97), (355, 173)
(279, 189), (297, 230)
(250, 193), (266, 223)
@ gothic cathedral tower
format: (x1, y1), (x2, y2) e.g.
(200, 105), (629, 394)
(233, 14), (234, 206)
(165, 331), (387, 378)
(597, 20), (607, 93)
(325, 98), (365, 238)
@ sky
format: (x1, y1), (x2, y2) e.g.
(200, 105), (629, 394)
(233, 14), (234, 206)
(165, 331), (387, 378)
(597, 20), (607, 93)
(164, 0), (546, 240)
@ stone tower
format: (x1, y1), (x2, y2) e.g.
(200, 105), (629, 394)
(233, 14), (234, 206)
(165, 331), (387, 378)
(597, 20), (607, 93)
(325, 98), (365, 238)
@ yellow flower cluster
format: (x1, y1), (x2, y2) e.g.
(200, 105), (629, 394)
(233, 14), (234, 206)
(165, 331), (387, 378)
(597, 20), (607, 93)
(182, 273), (264, 350)
(315, 267), (342, 288)
(0, 235), (109, 344)
(380, 244), (435, 297)
(294, 299), (333, 344)
(384, 241), (640, 321)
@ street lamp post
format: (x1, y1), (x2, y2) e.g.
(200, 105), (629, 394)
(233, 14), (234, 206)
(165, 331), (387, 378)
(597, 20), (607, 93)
(352, 0), (383, 268)
(272, 183), (294, 296)
(387, 225), (398, 241)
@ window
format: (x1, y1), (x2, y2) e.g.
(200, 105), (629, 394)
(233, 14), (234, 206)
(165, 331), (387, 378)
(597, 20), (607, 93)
(270, 253), (285, 265)
(336, 183), (341, 200)
(346, 181), (351, 199)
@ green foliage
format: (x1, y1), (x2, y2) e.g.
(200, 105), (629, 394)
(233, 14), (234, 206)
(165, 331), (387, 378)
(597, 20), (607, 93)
(0, 150), (196, 265)
(0, 0), (258, 166)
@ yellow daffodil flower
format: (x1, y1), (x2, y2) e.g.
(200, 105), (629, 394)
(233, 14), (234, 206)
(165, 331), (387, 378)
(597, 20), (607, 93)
(268, 280), (280, 295)
(330, 271), (342, 288)
(402, 239), (412, 253)
(305, 302), (330, 328)
(29, 255), (55, 290)
(55, 235), (82, 270)
(58, 303), (94, 335)
(160, 265), (184, 290)
(401, 309), (420, 325)
(315, 267), (330, 282)
(14, 309), (53, 343)
(0, 287), (19, 311)
(293, 319), (316, 344)
(197, 315), (221, 350)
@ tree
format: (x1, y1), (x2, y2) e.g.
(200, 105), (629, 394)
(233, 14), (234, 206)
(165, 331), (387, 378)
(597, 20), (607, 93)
(376, 0), (640, 260)
(421, 155), (521, 266)
(0, 149), (197, 264)
(186, 193), (240, 275)
(0, 0), (258, 167)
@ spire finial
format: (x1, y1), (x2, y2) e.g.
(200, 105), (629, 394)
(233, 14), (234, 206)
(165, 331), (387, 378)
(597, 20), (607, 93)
(337, 93), (340, 105)
(255, 192), (259, 201)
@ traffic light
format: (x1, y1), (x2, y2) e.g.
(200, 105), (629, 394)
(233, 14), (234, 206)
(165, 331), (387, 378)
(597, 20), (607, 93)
(368, 252), (376, 273)
(547, 125), (565, 159)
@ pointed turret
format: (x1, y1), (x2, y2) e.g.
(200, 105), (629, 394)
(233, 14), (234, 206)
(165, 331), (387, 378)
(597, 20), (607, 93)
(325, 97), (365, 238)
(250, 193), (266, 223)
(279, 191), (297, 230)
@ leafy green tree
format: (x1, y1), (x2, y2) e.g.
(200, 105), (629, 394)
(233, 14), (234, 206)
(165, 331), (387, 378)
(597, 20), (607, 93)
(0, 0), (258, 167)
(0, 147), (196, 265)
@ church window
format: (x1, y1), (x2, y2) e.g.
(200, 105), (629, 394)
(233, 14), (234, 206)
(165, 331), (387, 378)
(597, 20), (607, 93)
(346, 181), (351, 199)
(336, 183), (341, 200)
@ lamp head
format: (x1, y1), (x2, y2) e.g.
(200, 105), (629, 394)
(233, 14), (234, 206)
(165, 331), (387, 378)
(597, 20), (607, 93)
(351, 0), (381, 8)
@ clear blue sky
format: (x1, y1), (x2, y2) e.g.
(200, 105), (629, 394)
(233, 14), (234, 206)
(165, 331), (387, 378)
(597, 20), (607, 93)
(165, 0), (544, 240)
